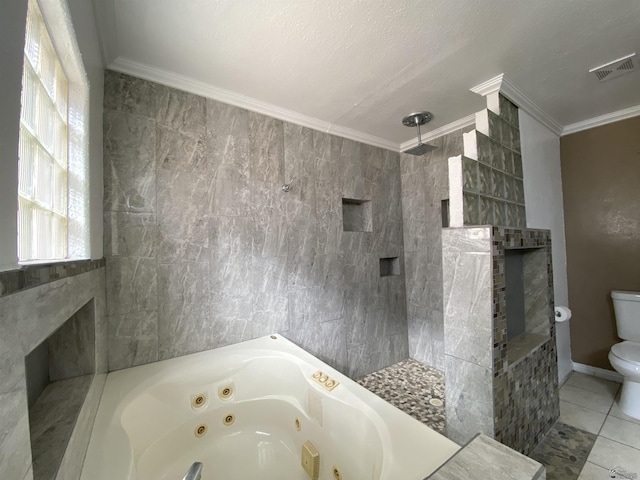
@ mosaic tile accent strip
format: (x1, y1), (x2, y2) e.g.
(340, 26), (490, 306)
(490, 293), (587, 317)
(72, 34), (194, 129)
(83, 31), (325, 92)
(529, 422), (597, 480)
(357, 359), (446, 435)
(0, 259), (105, 298)
(495, 341), (560, 455)
(492, 227), (559, 455)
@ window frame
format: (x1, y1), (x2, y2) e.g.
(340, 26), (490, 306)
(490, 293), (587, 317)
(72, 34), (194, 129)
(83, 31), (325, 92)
(17, 0), (90, 265)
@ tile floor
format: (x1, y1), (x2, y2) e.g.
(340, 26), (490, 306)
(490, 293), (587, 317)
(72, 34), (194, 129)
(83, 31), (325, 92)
(557, 372), (640, 480)
(360, 363), (640, 480)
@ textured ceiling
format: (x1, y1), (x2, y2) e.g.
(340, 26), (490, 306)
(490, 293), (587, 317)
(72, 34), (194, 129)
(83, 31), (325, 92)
(94, 0), (640, 148)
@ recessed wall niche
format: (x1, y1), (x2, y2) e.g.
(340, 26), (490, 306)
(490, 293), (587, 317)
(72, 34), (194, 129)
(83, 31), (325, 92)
(505, 247), (550, 363)
(441, 199), (450, 228)
(379, 257), (400, 277)
(25, 299), (96, 480)
(342, 198), (372, 232)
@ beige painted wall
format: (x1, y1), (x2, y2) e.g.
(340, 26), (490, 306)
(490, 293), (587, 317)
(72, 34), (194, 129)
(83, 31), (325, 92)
(561, 116), (640, 369)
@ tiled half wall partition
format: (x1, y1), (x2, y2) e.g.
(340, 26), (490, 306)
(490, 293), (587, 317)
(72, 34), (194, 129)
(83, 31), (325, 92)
(103, 71), (408, 378)
(443, 226), (559, 455)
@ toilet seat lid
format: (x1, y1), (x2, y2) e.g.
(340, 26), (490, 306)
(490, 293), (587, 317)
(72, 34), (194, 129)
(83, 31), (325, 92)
(611, 341), (640, 365)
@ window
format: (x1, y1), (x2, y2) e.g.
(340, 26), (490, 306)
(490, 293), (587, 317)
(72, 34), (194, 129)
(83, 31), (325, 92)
(17, 0), (89, 263)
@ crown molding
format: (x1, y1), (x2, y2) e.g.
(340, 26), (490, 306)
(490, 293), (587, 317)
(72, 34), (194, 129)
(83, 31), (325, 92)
(469, 74), (505, 97)
(108, 57), (399, 152)
(470, 74), (563, 136)
(399, 114), (476, 152)
(562, 104), (640, 136)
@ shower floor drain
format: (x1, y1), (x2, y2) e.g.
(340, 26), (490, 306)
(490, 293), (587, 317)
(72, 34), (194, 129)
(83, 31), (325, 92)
(429, 398), (443, 407)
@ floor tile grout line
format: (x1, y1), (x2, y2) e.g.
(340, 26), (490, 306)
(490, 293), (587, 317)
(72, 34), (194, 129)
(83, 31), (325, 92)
(586, 435), (640, 473)
(560, 397), (611, 414)
(576, 400), (640, 479)
(559, 396), (614, 416)
(597, 414), (640, 450)
(559, 377), (622, 399)
(596, 403), (616, 437)
(560, 378), (618, 411)
(561, 381), (620, 398)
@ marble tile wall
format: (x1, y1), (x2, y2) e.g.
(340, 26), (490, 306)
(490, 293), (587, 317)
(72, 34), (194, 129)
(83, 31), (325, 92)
(0, 266), (107, 480)
(103, 71), (408, 378)
(48, 300), (95, 381)
(442, 227), (495, 444)
(399, 127), (474, 370)
(523, 248), (550, 337)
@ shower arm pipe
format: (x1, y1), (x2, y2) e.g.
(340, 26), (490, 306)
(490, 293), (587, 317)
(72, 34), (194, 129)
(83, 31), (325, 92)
(414, 117), (423, 144)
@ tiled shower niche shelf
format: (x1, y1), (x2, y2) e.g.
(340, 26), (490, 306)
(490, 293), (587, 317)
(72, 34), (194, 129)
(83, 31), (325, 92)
(29, 375), (93, 480)
(342, 198), (372, 232)
(507, 333), (549, 366)
(504, 246), (550, 365)
(379, 257), (400, 277)
(25, 299), (95, 480)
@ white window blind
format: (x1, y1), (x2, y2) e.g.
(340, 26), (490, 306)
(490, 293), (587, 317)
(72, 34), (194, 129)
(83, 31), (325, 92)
(18, 0), (89, 263)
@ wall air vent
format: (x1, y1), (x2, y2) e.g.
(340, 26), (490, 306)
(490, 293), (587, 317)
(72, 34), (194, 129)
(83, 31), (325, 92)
(589, 53), (638, 82)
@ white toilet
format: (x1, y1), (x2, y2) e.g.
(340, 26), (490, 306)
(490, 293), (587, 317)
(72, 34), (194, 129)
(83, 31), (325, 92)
(609, 290), (640, 420)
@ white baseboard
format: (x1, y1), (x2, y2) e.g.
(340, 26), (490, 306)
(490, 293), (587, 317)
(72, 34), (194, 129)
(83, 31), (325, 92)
(572, 362), (623, 383)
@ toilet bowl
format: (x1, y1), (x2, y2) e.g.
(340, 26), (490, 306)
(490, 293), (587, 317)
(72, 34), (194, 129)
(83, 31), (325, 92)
(610, 290), (640, 420)
(609, 342), (640, 419)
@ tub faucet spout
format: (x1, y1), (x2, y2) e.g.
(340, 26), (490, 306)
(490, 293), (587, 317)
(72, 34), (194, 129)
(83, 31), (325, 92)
(182, 462), (203, 480)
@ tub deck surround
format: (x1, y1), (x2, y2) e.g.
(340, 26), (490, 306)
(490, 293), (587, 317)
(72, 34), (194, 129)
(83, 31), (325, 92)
(81, 335), (460, 480)
(426, 434), (545, 480)
(0, 266), (107, 480)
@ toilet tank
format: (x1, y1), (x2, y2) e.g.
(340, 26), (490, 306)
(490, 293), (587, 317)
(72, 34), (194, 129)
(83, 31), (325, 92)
(612, 290), (640, 341)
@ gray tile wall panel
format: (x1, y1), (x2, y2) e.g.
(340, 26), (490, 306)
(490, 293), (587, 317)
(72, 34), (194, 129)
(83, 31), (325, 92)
(399, 127), (473, 370)
(103, 71), (408, 377)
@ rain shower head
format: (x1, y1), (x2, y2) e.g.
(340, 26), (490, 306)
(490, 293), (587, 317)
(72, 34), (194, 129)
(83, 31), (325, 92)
(403, 142), (437, 156)
(401, 111), (437, 156)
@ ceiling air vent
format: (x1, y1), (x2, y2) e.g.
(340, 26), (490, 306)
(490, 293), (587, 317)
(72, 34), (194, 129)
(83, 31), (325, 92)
(589, 53), (638, 82)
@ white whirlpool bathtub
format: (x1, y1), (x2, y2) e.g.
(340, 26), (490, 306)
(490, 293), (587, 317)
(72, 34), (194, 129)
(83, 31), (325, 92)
(81, 335), (459, 480)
